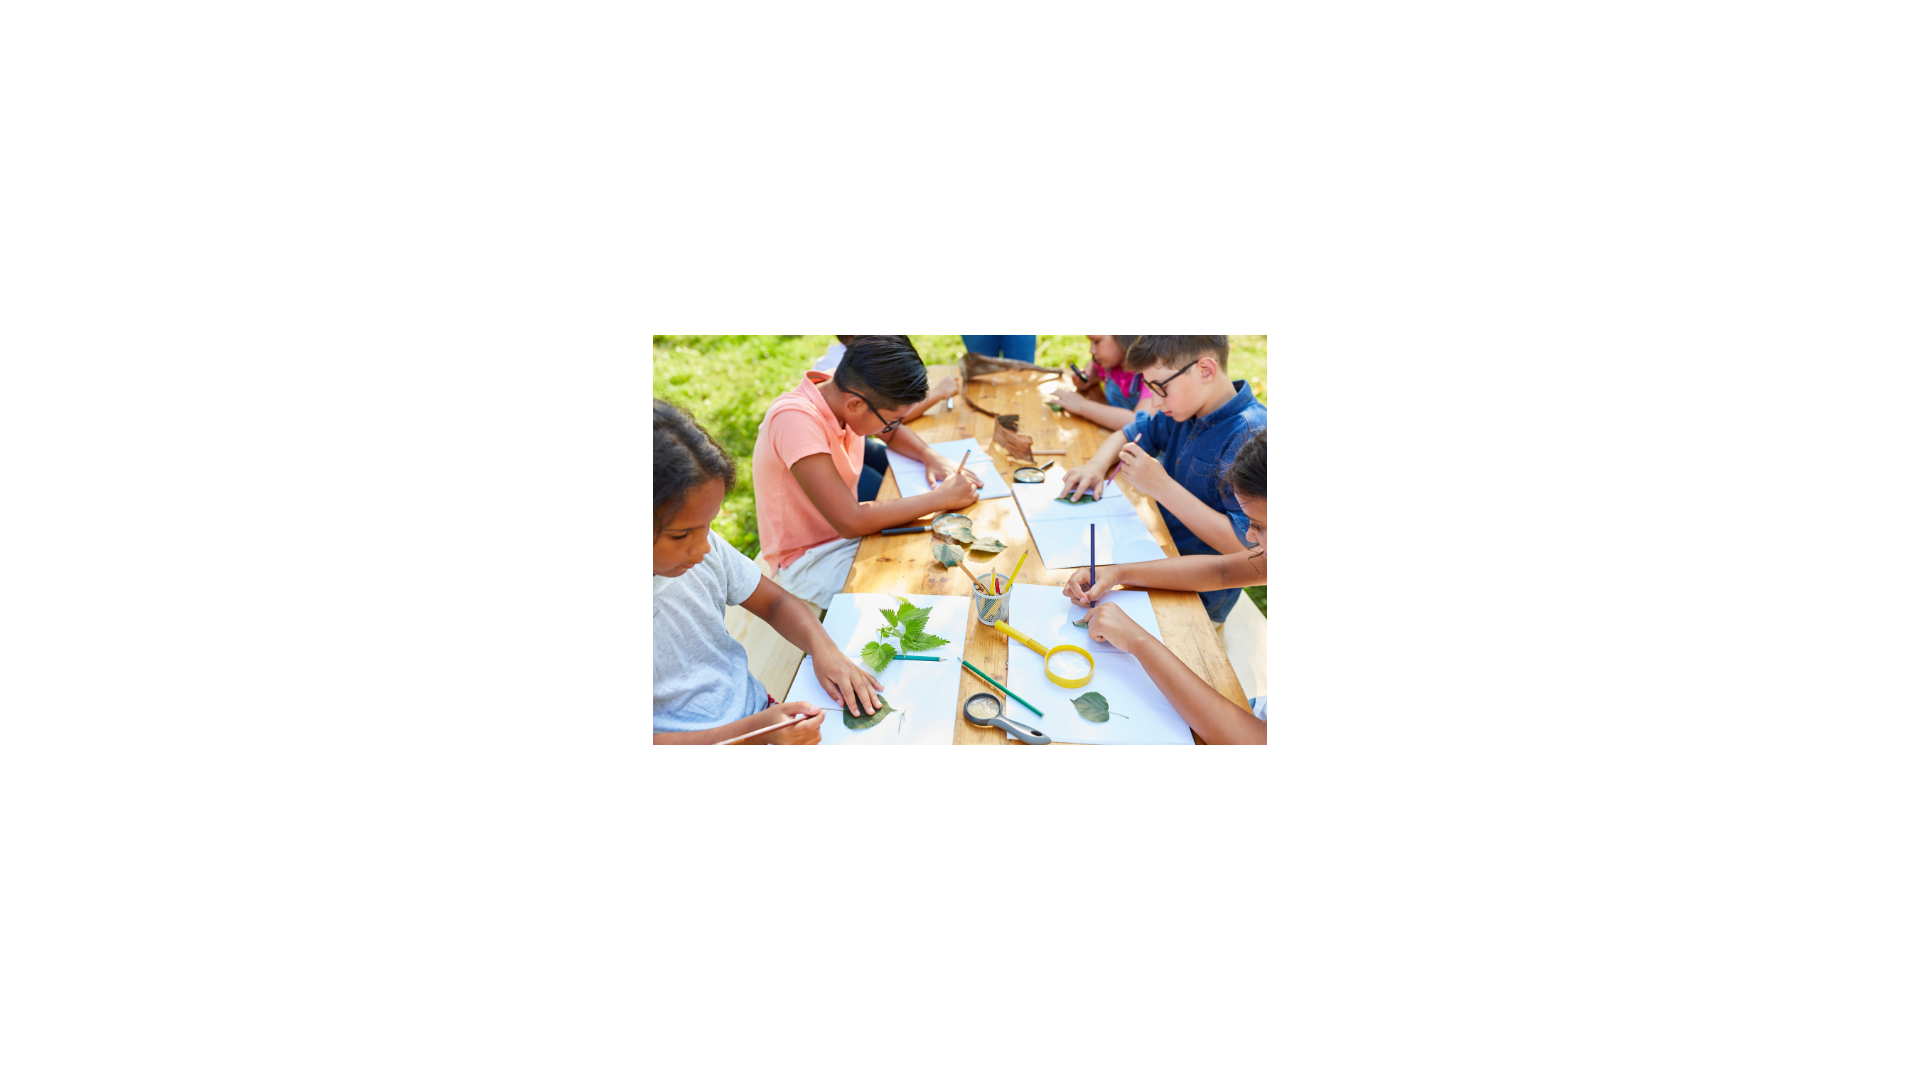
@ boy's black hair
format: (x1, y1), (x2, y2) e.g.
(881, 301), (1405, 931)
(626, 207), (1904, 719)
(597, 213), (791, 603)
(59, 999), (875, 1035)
(1122, 335), (1231, 373)
(833, 335), (929, 411)
(1224, 428), (1266, 500)
(653, 398), (736, 537)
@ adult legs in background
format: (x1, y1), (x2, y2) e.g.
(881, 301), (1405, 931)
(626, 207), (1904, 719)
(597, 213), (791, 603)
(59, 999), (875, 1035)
(857, 437), (890, 501)
(962, 335), (1037, 364)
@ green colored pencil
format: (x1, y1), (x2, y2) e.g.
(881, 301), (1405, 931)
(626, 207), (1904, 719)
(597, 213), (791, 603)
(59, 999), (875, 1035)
(891, 654), (944, 661)
(960, 659), (1043, 718)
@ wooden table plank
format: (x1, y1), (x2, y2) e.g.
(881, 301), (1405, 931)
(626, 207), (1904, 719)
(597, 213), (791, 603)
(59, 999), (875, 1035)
(783, 363), (1248, 744)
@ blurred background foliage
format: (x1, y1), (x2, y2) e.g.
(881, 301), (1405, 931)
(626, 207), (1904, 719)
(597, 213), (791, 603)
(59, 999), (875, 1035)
(652, 334), (1267, 616)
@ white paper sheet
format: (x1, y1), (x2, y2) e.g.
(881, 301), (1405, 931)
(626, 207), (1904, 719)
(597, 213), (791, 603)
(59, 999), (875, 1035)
(885, 437), (1012, 500)
(781, 592), (969, 745)
(1000, 584), (1195, 745)
(1009, 474), (1139, 523)
(1025, 518), (1170, 570)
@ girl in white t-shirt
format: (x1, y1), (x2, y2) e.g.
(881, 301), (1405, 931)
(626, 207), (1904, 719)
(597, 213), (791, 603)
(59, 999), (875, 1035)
(653, 400), (885, 744)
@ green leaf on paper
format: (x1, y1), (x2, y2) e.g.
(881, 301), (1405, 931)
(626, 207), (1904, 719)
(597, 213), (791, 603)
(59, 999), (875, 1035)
(1055, 492), (1099, 504)
(842, 694), (894, 730)
(860, 640), (896, 673)
(1072, 614), (1091, 629)
(1070, 691), (1128, 723)
(969, 536), (1007, 554)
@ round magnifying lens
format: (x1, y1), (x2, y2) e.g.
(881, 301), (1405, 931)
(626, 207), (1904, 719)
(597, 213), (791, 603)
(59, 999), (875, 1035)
(1044, 645), (1095, 688)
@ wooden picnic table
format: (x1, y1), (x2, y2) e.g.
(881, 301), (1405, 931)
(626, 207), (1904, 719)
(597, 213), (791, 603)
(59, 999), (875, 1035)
(771, 362), (1248, 744)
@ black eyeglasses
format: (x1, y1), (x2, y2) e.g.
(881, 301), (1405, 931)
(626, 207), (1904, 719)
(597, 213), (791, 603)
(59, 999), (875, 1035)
(850, 391), (904, 433)
(1144, 359), (1201, 398)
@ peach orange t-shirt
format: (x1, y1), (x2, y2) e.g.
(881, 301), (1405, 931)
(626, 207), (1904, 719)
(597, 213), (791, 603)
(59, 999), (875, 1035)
(752, 371), (865, 570)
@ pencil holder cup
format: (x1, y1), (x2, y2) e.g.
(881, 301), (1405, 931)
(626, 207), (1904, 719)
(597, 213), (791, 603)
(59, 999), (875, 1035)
(971, 572), (1011, 626)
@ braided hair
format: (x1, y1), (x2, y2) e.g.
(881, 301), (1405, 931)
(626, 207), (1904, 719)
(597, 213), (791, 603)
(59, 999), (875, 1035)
(653, 399), (736, 538)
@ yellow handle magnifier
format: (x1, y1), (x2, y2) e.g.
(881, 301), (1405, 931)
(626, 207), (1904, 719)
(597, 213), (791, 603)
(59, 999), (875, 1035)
(994, 620), (1096, 689)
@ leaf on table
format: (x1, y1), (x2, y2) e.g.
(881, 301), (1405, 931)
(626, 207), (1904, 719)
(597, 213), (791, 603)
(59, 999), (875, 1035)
(1070, 691), (1127, 723)
(898, 628), (949, 652)
(948, 526), (977, 546)
(934, 542), (965, 567)
(842, 694), (894, 730)
(860, 640), (896, 674)
(969, 536), (1007, 554)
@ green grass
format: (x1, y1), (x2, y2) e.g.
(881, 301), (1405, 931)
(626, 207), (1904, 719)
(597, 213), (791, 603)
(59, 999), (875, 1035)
(652, 334), (1267, 617)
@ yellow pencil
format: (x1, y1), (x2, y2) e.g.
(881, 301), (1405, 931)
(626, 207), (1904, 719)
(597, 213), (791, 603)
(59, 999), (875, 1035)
(1003, 548), (1030, 594)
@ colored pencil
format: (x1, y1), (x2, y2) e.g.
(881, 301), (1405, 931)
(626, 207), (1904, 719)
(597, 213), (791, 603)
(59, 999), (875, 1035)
(1090, 522), (1096, 569)
(1004, 548), (1030, 591)
(960, 659), (1043, 718)
(891, 654), (945, 661)
(1103, 437), (1134, 487)
(956, 448), (971, 480)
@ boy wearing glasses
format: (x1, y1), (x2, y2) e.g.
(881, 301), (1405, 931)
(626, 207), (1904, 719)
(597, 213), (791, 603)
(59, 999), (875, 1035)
(752, 336), (982, 611)
(1058, 335), (1266, 623)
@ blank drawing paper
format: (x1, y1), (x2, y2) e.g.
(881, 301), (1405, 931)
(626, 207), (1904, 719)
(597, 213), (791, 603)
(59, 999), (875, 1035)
(781, 592), (969, 745)
(1000, 584), (1195, 745)
(1010, 474), (1169, 570)
(885, 437), (1012, 500)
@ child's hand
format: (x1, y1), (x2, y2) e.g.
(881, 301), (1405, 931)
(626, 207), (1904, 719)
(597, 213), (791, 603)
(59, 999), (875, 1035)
(934, 466), (982, 509)
(927, 375), (959, 403)
(1083, 603), (1149, 653)
(751, 701), (824, 744)
(1059, 463), (1105, 501)
(1070, 364), (1101, 393)
(1064, 564), (1124, 606)
(924, 453), (982, 489)
(1115, 440), (1169, 498)
(1043, 386), (1084, 416)
(814, 650), (885, 717)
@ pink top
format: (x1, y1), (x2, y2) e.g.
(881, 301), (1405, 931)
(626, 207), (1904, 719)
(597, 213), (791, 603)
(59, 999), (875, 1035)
(1106, 367), (1144, 398)
(752, 371), (865, 570)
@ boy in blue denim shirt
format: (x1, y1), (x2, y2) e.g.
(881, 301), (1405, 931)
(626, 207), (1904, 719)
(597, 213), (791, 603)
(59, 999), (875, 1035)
(1058, 336), (1266, 622)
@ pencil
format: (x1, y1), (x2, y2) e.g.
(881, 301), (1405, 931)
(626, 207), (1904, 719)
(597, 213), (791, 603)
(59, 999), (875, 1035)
(716, 711), (815, 745)
(956, 448), (971, 482)
(960, 659), (1043, 718)
(1090, 522), (1096, 569)
(1103, 437), (1134, 487)
(891, 654), (945, 661)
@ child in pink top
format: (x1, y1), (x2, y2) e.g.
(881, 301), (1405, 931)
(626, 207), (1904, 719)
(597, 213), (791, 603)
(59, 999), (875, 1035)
(1044, 335), (1159, 430)
(751, 336), (982, 608)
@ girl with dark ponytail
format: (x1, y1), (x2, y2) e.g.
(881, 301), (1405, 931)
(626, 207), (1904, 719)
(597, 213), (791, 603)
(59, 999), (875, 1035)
(652, 400), (886, 744)
(1059, 429), (1270, 742)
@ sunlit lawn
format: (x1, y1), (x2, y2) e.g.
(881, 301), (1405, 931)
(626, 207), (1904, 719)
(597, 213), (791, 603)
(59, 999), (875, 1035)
(652, 334), (1268, 616)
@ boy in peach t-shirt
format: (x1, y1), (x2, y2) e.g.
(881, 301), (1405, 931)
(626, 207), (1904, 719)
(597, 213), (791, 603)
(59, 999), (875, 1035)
(752, 336), (982, 609)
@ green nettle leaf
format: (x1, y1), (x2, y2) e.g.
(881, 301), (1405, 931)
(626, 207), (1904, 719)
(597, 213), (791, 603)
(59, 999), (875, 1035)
(1070, 691), (1128, 723)
(969, 536), (1007, 554)
(1055, 492), (1099, 504)
(860, 640), (896, 673)
(898, 629), (949, 652)
(842, 694), (894, 730)
(1072, 614), (1092, 629)
(934, 542), (964, 567)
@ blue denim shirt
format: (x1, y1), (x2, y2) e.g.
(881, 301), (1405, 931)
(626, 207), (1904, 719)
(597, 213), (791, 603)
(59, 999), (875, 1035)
(1122, 379), (1268, 621)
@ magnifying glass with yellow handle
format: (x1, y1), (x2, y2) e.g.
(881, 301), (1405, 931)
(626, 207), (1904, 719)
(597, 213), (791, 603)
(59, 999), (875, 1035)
(993, 620), (1096, 688)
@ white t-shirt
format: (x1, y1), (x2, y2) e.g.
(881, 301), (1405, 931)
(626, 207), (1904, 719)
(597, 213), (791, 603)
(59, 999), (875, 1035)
(810, 342), (847, 373)
(652, 531), (768, 731)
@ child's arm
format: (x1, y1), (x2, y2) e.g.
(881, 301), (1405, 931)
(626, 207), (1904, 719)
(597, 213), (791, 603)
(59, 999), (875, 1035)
(1057, 429), (1132, 500)
(790, 453), (980, 536)
(653, 701), (825, 744)
(1083, 604), (1266, 745)
(1046, 386), (1140, 431)
(1113, 442), (1246, 555)
(897, 375), (959, 423)
(1063, 548), (1267, 605)
(738, 576), (886, 717)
